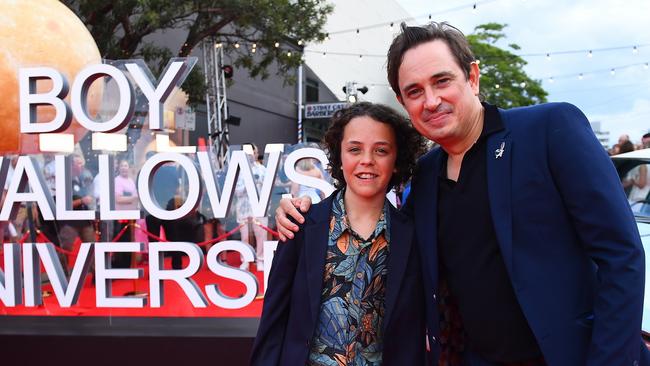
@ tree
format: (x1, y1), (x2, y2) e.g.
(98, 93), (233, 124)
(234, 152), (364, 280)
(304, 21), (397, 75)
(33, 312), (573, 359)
(468, 23), (548, 108)
(62, 0), (333, 103)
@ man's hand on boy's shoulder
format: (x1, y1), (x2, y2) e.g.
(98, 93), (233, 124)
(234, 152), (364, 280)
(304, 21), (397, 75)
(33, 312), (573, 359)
(275, 196), (312, 241)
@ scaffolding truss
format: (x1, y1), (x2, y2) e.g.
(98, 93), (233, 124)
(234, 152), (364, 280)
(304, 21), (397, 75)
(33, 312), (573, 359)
(202, 38), (230, 168)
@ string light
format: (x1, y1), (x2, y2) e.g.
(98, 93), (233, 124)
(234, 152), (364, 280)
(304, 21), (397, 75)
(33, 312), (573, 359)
(287, 51), (292, 57)
(390, 22), (394, 31)
(610, 68), (616, 75)
(546, 53), (551, 61)
(578, 73), (583, 80)
(633, 46), (638, 54)
(251, 47), (256, 53)
(328, 1), (499, 36)
(356, 29), (360, 34)
(548, 77), (554, 83)
(325, 33), (330, 41)
(252, 43), (257, 48)
(274, 42), (280, 48)
(519, 82), (526, 88)
(322, 52), (327, 58)
(495, 84), (500, 89)
(588, 50), (593, 58)
(298, 40), (303, 46)
(358, 55), (363, 61)
(645, 63), (649, 69)
(234, 43), (240, 48)
(472, 3), (477, 13)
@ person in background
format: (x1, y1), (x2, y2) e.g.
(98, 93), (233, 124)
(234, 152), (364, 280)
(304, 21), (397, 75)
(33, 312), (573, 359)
(112, 159), (139, 268)
(58, 153), (95, 271)
(235, 144), (269, 271)
(642, 132), (650, 149)
(290, 158), (325, 204)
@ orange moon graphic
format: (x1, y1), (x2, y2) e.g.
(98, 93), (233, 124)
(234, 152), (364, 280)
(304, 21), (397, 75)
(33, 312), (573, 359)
(0, 0), (102, 154)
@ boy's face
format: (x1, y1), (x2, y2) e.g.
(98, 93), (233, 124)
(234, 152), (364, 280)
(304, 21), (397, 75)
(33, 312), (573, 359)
(340, 116), (397, 203)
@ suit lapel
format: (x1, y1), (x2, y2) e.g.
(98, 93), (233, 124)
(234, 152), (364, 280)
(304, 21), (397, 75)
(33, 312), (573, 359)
(304, 199), (332, 326)
(414, 151), (443, 288)
(486, 130), (514, 278)
(383, 207), (414, 333)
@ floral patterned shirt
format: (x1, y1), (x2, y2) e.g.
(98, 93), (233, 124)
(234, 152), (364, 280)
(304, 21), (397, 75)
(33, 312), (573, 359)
(308, 190), (391, 366)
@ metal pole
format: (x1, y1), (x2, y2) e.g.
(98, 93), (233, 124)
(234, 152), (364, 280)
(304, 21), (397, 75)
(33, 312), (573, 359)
(202, 40), (214, 149)
(297, 63), (303, 143)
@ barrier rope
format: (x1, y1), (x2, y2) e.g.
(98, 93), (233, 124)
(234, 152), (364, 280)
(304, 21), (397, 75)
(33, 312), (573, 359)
(197, 223), (245, 247)
(253, 220), (280, 238)
(1, 219), (276, 269)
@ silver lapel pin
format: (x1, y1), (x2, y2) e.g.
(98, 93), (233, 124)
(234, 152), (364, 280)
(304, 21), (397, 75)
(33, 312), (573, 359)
(495, 141), (505, 159)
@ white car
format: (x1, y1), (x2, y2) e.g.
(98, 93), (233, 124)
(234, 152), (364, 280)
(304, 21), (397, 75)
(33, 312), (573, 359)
(612, 148), (650, 341)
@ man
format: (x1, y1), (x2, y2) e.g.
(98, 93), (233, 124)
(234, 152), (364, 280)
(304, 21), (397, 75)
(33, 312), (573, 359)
(642, 132), (650, 149)
(58, 153), (96, 266)
(276, 22), (649, 365)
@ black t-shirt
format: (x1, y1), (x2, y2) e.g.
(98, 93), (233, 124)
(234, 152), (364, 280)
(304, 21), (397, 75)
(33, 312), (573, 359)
(437, 103), (541, 362)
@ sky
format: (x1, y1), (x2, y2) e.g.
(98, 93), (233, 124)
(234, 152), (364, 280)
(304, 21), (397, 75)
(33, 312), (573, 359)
(308, 0), (650, 146)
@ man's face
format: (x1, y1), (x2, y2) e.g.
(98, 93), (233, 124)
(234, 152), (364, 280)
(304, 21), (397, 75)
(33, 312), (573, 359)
(396, 40), (480, 146)
(642, 136), (650, 148)
(72, 157), (84, 176)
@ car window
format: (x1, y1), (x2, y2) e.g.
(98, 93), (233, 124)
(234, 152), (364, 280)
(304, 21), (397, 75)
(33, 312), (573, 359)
(624, 163), (650, 215)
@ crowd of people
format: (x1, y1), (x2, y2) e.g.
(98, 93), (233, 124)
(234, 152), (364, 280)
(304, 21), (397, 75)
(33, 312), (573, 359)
(609, 132), (650, 155)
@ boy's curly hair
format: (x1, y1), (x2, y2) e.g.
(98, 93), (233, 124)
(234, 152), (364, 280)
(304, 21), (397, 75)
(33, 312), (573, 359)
(323, 102), (427, 190)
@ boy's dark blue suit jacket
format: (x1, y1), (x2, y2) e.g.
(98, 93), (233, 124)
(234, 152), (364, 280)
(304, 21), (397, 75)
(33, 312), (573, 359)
(250, 194), (427, 365)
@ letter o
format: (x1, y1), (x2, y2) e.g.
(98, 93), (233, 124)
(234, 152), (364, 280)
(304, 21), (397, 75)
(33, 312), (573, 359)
(71, 64), (134, 132)
(138, 152), (202, 220)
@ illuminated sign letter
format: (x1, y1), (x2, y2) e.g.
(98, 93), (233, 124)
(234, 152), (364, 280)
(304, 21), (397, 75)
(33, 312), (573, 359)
(148, 242), (208, 308)
(0, 156), (55, 221)
(0, 244), (22, 306)
(36, 243), (94, 307)
(19, 67), (72, 133)
(71, 64), (135, 133)
(94, 242), (146, 308)
(125, 59), (195, 130)
(138, 152), (202, 220)
(205, 240), (258, 309)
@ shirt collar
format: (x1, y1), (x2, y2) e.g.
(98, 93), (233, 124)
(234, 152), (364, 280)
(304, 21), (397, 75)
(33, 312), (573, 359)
(479, 102), (505, 141)
(329, 189), (390, 243)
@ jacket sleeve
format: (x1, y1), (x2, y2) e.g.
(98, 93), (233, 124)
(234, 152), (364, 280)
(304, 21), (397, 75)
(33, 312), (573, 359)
(546, 103), (645, 365)
(249, 223), (304, 366)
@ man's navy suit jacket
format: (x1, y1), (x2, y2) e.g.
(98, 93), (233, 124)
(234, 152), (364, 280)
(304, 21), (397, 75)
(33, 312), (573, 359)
(250, 194), (427, 365)
(409, 102), (650, 365)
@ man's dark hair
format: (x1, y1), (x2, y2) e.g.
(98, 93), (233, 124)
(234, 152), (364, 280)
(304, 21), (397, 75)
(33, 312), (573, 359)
(323, 102), (426, 190)
(643, 132), (650, 139)
(386, 22), (476, 96)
